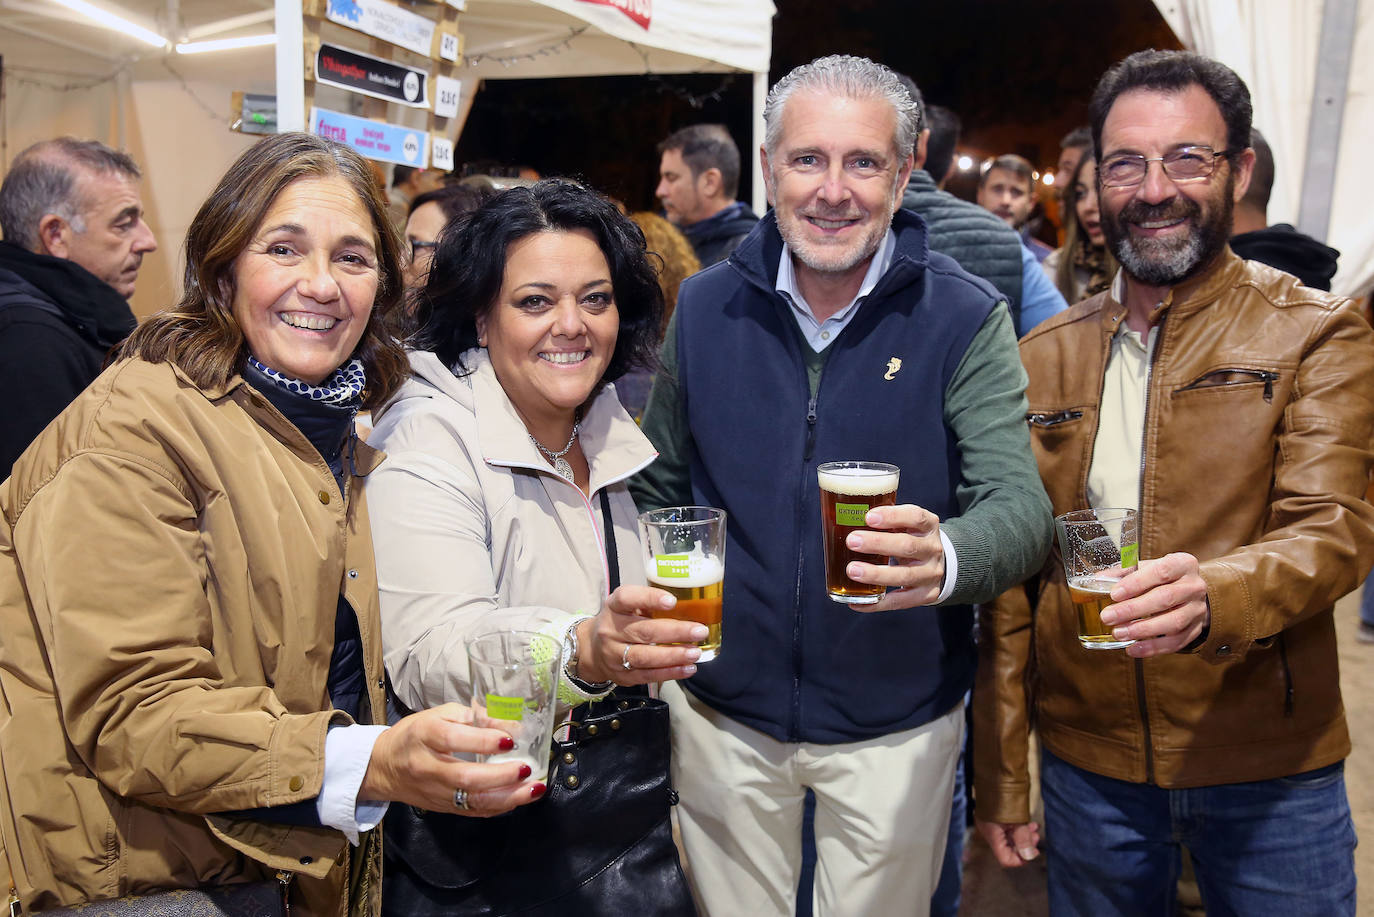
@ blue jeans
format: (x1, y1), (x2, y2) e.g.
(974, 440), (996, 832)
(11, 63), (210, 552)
(1361, 567), (1374, 627)
(1040, 749), (1356, 917)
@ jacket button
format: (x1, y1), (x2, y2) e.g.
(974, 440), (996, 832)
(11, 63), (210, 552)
(562, 752), (576, 765)
(317, 491), (331, 505)
(288, 775), (304, 791)
(347, 569), (358, 579)
(1217, 645), (1232, 656)
(565, 774), (579, 789)
(586, 724), (598, 736)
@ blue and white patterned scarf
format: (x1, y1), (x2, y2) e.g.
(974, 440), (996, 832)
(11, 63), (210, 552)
(246, 356), (366, 405)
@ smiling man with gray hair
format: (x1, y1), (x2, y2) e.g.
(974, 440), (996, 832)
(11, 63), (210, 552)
(0, 137), (156, 471)
(633, 54), (1050, 916)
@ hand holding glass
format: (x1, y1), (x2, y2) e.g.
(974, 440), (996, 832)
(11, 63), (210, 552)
(467, 630), (562, 779)
(637, 506), (726, 661)
(1055, 508), (1139, 650)
(818, 462), (900, 605)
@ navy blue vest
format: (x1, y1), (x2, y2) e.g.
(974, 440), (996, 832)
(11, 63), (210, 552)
(676, 210), (997, 743)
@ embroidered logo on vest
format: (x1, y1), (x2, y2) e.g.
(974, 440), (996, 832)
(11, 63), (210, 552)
(884, 357), (902, 380)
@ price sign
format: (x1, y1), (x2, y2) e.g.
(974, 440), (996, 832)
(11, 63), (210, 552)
(432, 137), (455, 172)
(439, 31), (460, 62)
(435, 76), (461, 118)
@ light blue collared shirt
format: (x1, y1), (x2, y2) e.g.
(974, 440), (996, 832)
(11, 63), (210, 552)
(773, 232), (958, 603)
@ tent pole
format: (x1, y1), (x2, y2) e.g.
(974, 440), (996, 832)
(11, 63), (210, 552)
(752, 69), (767, 215)
(1296, 0), (1357, 242)
(275, 0), (305, 132)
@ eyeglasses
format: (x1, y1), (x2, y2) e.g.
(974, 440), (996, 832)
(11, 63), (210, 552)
(1099, 146), (1233, 188)
(409, 239), (438, 260)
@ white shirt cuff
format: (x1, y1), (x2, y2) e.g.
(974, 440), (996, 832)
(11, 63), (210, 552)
(318, 724), (390, 845)
(935, 527), (958, 604)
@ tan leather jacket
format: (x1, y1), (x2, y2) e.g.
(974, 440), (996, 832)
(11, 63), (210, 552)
(0, 359), (387, 915)
(975, 250), (1374, 823)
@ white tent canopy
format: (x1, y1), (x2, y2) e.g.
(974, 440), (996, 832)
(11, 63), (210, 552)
(1155, 0), (1373, 297)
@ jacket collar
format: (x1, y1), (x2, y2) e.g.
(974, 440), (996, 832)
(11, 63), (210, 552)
(170, 360), (385, 474)
(0, 241), (136, 346)
(1105, 246), (1249, 331)
(403, 348), (657, 491)
(728, 207), (932, 303)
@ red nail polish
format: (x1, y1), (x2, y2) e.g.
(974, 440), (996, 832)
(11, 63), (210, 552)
(498, 736), (515, 751)
(530, 782), (547, 799)
(518, 764), (532, 780)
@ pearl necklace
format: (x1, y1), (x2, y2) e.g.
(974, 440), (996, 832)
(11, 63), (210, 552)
(529, 422), (580, 483)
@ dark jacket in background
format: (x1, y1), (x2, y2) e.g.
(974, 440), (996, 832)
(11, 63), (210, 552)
(682, 201), (759, 267)
(1230, 223), (1339, 291)
(0, 241), (137, 472)
(901, 169), (1024, 330)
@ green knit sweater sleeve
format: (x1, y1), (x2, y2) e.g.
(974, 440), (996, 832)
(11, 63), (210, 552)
(939, 305), (1053, 605)
(629, 311), (693, 512)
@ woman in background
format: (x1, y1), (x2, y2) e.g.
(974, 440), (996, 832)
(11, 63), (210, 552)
(1044, 153), (1118, 304)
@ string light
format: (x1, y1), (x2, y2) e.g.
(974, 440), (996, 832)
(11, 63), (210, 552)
(463, 25), (587, 68)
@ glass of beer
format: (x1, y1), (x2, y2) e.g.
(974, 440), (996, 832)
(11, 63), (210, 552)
(1055, 508), (1139, 650)
(637, 506), (726, 661)
(817, 461), (900, 605)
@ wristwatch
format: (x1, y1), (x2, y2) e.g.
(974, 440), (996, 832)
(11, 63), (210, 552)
(564, 620), (613, 693)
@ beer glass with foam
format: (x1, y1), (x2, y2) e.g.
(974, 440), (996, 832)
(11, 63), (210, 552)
(817, 461), (900, 605)
(637, 506), (726, 661)
(1054, 508), (1139, 649)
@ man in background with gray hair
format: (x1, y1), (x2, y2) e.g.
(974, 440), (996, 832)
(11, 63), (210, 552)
(633, 54), (1050, 916)
(0, 137), (155, 471)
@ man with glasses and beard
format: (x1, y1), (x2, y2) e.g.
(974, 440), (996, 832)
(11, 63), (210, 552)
(972, 49), (1374, 916)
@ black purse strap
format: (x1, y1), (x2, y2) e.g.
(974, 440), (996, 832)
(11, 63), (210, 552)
(598, 488), (620, 593)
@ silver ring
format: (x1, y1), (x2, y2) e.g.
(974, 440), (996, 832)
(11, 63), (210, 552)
(621, 644), (633, 671)
(453, 787), (470, 810)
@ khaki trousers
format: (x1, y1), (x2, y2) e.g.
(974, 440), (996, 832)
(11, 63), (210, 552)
(662, 680), (962, 917)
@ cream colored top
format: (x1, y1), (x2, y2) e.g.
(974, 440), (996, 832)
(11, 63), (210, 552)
(1086, 300), (1157, 511)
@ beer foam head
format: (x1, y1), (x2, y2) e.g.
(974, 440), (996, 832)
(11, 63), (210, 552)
(818, 467), (899, 497)
(643, 546), (724, 588)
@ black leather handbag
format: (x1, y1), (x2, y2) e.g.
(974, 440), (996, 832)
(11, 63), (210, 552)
(382, 690), (695, 916)
(381, 491), (696, 916)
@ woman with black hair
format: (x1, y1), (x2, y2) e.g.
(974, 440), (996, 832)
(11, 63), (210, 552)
(366, 178), (702, 912)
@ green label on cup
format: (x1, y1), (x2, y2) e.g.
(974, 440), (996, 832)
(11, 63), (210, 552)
(655, 553), (690, 579)
(835, 502), (869, 527)
(485, 693), (525, 721)
(1121, 543), (1139, 568)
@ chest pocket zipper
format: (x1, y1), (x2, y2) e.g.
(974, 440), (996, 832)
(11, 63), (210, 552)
(1027, 410), (1084, 427)
(1178, 368), (1279, 403)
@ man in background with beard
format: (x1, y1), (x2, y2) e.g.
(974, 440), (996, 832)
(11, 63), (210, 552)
(973, 49), (1374, 916)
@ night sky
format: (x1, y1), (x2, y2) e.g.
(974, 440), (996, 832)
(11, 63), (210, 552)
(454, 0), (1179, 211)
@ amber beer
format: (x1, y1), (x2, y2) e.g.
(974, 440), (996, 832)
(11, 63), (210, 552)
(646, 560), (724, 661)
(1068, 575), (1132, 649)
(638, 507), (727, 661)
(818, 462), (900, 605)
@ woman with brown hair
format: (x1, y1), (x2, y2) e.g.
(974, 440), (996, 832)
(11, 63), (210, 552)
(1044, 153), (1119, 304)
(0, 133), (538, 917)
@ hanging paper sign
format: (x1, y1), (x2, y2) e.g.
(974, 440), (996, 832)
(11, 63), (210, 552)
(431, 137), (454, 172)
(576, 0), (651, 30)
(434, 75), (461, 118)
(311, 106), (428, 168)
(438, 31), (460, 62)
(325, 0), (436, 57)
(316, 43), (429, 108)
